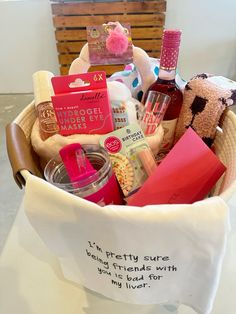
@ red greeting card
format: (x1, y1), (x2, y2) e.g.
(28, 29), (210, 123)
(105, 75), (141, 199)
(128, 128), (226, 206)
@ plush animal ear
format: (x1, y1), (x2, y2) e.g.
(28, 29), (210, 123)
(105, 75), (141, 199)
(69, 43), (90, 75)
(132, 46), (156, 98)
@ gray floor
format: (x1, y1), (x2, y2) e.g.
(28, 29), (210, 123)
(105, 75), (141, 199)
(0, 94), (34, 253)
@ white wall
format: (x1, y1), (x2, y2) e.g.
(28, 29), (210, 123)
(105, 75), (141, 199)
(0, 0), (59, 94)
(0, 0), (236, 93)
(165, 0), (236, 81)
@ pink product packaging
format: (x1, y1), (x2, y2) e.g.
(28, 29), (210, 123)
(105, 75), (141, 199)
(51, 71), (114, 135)
(87, 23), (133, 65)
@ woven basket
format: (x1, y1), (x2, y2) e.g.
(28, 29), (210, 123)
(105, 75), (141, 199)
(6, 100), (236, 203)
(5, 101), (236, 312)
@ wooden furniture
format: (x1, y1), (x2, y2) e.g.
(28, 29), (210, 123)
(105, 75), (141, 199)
(50, 0), (166, 75)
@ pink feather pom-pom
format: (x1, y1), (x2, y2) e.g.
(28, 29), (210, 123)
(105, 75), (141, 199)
(106, 29), (129, 55)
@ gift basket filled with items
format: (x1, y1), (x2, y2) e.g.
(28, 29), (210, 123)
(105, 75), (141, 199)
(6, 22), (236, 314)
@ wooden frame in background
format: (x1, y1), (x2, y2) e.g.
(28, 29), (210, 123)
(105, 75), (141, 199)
(50, 0), (166, 75)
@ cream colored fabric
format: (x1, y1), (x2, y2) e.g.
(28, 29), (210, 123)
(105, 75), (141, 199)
(1, 201), (236, 314)
(23, 173), (230, 314)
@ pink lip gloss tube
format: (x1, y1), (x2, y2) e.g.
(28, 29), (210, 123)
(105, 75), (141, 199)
(138, 148), (157, 176)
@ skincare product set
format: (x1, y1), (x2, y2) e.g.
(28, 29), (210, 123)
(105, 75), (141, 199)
(31, 22), (236, 207)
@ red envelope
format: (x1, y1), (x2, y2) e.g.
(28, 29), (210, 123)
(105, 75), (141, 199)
(127, 128), (226, 206)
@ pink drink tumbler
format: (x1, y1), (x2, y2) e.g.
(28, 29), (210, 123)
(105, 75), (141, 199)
(44, 144), (123, 206)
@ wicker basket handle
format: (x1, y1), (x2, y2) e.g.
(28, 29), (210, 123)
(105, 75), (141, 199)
(6, 123), (43, 189)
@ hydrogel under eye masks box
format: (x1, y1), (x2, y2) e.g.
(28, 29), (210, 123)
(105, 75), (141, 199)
(51, 71), (114, 135)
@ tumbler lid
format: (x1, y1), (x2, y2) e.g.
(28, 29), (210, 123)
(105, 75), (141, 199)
(59, 143), (97, 185)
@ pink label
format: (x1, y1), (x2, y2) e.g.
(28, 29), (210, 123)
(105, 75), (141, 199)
(104, 136), (122, 153)
(85, 173), (123, 206)
(160, 47), (179, 69)
(51, 72), (114, 135)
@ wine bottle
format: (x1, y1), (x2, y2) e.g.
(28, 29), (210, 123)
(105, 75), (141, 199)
(143, 29), (183, 155)
(33, 71), (59, 141)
